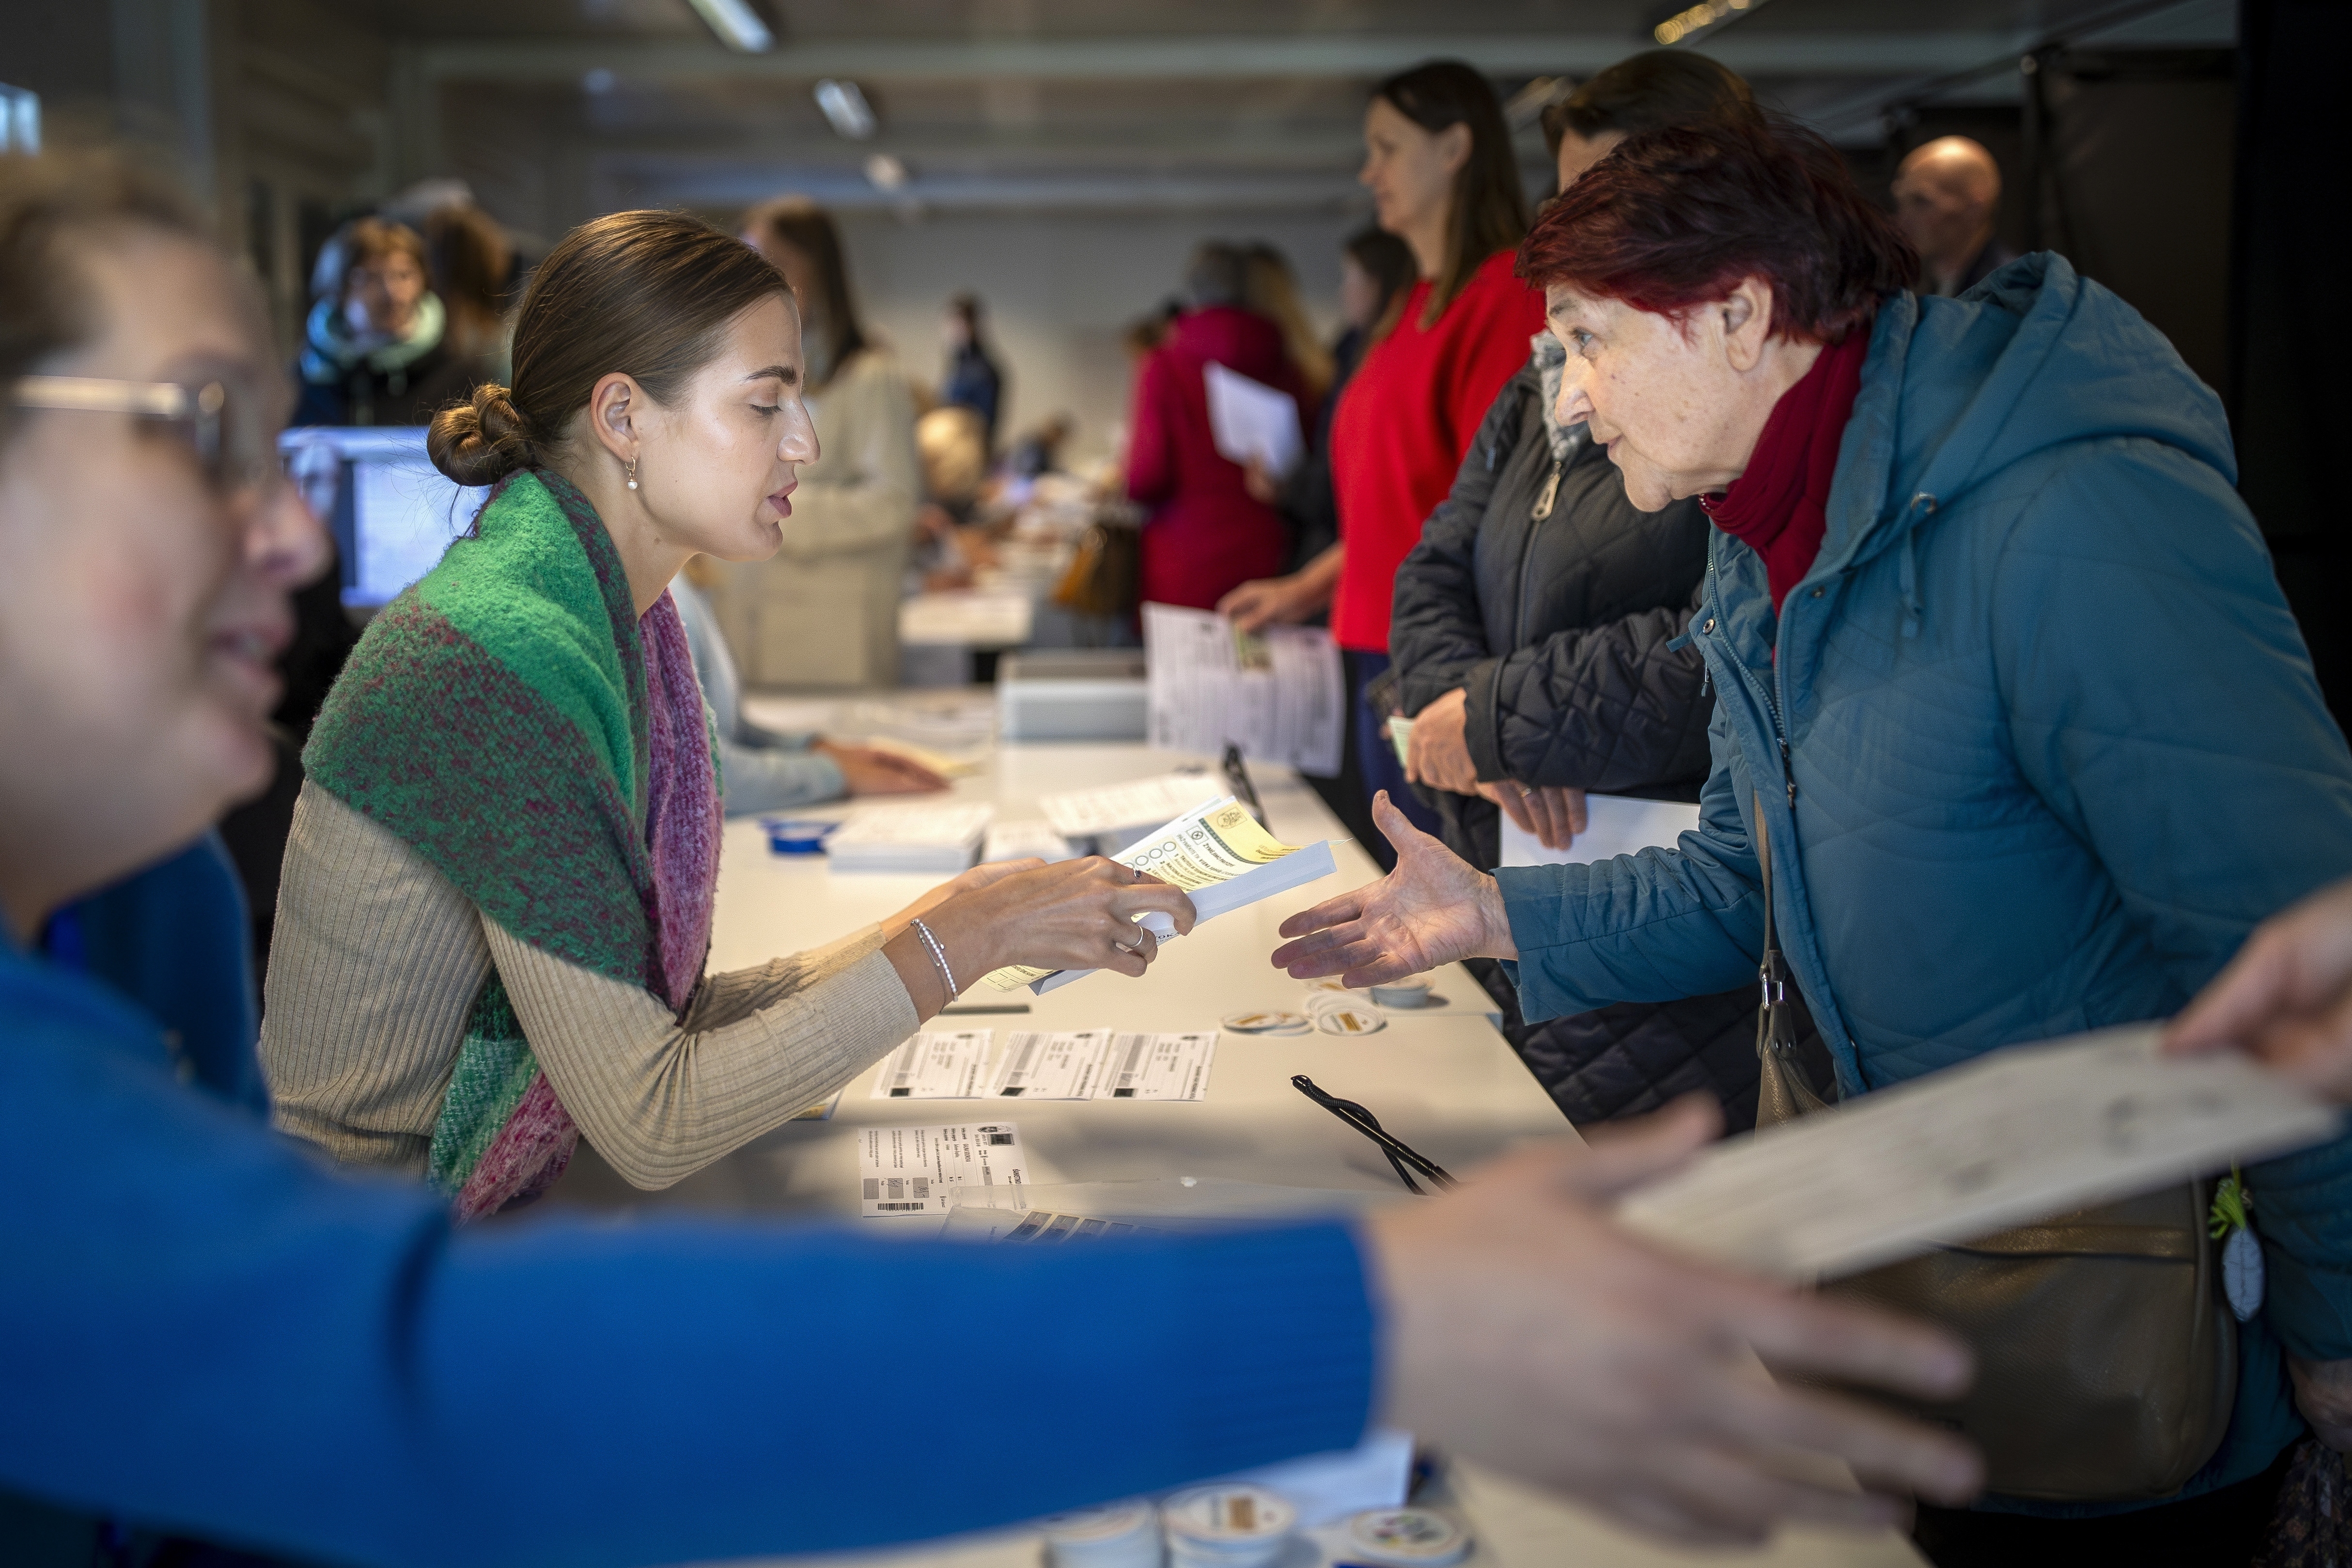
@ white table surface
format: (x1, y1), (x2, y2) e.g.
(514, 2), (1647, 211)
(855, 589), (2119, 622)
(546, 729), (1923, 1568)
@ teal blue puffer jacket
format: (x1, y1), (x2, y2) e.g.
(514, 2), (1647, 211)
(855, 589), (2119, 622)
(1495, 253), (2352, 1512)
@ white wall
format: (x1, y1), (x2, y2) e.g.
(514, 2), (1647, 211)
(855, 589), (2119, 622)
(835, 206), (1361, 465)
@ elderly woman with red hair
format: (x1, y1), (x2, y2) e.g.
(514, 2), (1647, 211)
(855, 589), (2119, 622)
(1275, 112), (2352, 1563)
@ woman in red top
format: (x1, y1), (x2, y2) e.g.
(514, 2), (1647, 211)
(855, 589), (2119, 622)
(1220, 61), (1543, 858)
(1124, 242), (1312, 611)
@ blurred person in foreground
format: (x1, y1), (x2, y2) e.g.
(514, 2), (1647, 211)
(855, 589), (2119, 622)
(0, 146), (1987, 1568)
(1271, 109), (2352, 1564)
(1891, 136), (2015, 298)
(709, 196), (919, 689)
(1386, 50), (1789, 1129)
(1218, 61), (1543, 864)
(1123, 240), (1311, 611)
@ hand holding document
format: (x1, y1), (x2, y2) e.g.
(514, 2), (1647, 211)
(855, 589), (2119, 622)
(983, 794), (1335, 993)
(1617, 1024), (2340, 1281)
(1145, 604), (1344, 777)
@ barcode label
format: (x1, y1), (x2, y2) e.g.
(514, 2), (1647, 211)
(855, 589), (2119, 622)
(874, 1202), (926, 1211)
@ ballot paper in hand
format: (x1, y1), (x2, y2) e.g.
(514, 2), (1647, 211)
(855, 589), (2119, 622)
(1204, 361), (1304, 479)
(1144, 603), (1345, 778)
(1616, 1025), (2341, 1281)
(1498, 794), (1700, 868)
(981, 794), (1335, 993)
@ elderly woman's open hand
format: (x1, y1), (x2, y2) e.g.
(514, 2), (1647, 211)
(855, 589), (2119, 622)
(1270, 791), (1515, 985)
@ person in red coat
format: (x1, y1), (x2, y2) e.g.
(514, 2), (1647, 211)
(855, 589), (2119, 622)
(1124, 242), (1312, 611)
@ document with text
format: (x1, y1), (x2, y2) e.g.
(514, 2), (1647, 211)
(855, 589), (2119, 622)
(990, 1029), (1115, 1099)
(1616, 1025), (2340, 1281)
(857, 1122), (1026, 1217)
(869, 1030), (997, 1100)
(1144, 603), (1344, 778)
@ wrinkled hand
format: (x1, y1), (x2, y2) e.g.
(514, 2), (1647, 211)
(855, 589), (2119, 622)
(922, 856), (1198, 983)
(818, 742), (950, 797)
(1217, 574), (1316, 636)
(1365, 1098), (1982, 1545)
(1270, 792), (1513, 984)
(1404, 687), (1481, 794)
(2292, 1357), (2352, 1454)
(2165, 876), (2352, 1100)
(1477, 779), (1589, 851)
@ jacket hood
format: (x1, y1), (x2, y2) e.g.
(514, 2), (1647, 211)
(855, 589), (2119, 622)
(1163, 304), (1291, 384)
(1825, 252), (2234, 575)
(300, 291), (447, 385)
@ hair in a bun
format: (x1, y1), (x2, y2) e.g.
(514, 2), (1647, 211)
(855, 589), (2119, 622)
(429, 383), (535, 488)
(433, 210), (789, 495)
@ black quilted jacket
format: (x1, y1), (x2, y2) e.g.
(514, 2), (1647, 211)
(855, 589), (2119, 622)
(1388, 360), (1821, 1128)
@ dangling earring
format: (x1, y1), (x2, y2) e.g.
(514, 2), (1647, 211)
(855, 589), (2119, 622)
(625, 457), (639, 491)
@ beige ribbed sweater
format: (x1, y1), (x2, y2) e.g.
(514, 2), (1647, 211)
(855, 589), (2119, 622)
(261, 782), (919, 1189)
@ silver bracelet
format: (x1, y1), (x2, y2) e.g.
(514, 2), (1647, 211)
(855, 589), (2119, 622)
(909, 917), (959, 1000)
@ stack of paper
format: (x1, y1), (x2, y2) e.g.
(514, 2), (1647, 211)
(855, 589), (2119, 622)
(1037, 771), (1225, 845)
(982, 819), (1081, 864)
(825, 801), (994, 875)
(984, 794), (1335, 994)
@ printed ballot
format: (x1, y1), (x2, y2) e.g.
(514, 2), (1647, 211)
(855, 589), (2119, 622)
(858, 1122), (1026, 1217)
(982, 794), (1335, 993)
(1617, 1025), (2341, 1281)
(1204, 361), (1304, 478)
(1092, 1031), (1219, 1101)
(1144, 604), (1344, 778)
(869, 1030), (997, 1100)
(991, 1029), (1114, 1099)
(1499, 793), (1701, 869)
(1036, 771), (1225, 841)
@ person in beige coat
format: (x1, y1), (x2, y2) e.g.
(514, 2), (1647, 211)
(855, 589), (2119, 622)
(709, 197), (918, 688)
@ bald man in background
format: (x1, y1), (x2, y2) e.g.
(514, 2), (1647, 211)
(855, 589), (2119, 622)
(1892, 135), (2016, 295)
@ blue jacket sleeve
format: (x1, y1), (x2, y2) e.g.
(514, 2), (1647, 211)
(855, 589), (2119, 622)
(1494, 700), (1767, 1022)
(714, 730), (846, 817)
(0, 975), (1376, 1568)
(1988, 441), (2352, 1361)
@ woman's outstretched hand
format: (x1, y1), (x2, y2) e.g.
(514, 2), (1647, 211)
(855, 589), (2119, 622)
(2166, 875), (2352, 1100)
(1270, 791), (1515, 985)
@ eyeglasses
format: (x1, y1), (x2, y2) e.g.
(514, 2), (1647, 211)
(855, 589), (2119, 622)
(10, 375), (284, 496)
(1293, 1073), (1456, 1195)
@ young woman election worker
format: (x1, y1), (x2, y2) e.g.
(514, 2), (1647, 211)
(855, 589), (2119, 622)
(1217, 59), (1544, 856)
(1270, 111), (2352, 1565)
(259, 208), (1205, 1215)
(0, 148), (1983, 1565)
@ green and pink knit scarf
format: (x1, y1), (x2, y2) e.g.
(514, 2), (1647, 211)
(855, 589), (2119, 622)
(306, 468), (720, 1220)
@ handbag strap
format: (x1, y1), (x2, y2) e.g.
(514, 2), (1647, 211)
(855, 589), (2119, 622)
(1753, 792), (1813, 1095)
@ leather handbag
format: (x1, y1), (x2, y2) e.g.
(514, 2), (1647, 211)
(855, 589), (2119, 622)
(1051, 506), (1141, 621)
(1749, 794), (2237, 1501)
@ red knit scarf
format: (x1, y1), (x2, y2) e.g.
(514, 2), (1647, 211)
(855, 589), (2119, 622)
(1699, 331), (1869, 613)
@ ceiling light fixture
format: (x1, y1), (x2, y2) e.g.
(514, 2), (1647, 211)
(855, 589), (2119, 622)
(685, 0), (773, 54)
(1654, 0), (1771, 47)
(815, 79), (878, 140)
(864, 154), (909, 191)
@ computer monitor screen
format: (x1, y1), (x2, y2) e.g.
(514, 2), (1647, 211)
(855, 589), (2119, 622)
(282, 427), (489, 609)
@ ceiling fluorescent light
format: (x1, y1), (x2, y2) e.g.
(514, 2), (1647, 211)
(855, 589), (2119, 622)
(815, 79), (877, 140)
(865, 153), (909, 191)
(685, 0), (773, 53)
(1654, 0), (1771, 47)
